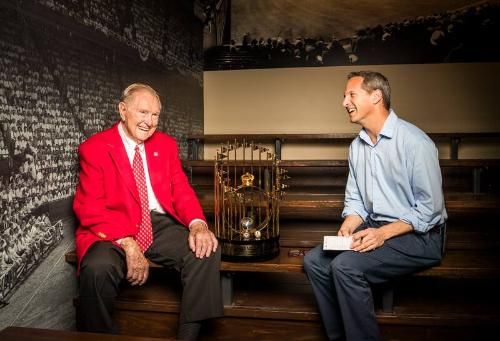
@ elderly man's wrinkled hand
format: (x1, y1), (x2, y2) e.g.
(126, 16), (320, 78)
(188, 222), (218, 258)
(120, 237), (149, 286)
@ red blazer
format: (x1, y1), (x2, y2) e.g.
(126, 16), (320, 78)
(73, 123), (206, 268)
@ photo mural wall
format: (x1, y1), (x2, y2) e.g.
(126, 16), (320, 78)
(204, 0), (500, 70)
(0, 0), (204, 305)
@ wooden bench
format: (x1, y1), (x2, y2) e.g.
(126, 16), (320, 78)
(194, 191), (500, 217)
(65, 245), (500, 309)
(0, 326), (176, 341)
(65, 152), (500, 339)
(64, 249), (500, 340)
(179, 157), (500, 317)
(183, 158), (500, 196)
(186, 132), (500, 160)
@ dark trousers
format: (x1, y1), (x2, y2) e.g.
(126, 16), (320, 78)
(76, 212), (223, 333)
(303, 219), (443, 341)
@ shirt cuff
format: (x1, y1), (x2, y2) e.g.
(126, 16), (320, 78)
(399, 213), (429, 233)
(114, 238), (124, 248)
(342, 207), (368, 222)
(188, 219), (208, 230)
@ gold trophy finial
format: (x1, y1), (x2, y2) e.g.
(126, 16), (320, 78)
(241, 172), (254, 187)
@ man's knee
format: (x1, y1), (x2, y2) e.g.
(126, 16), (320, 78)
(81, 257), (119, 280)
(183, 245), (221, 271)
(202, 246), (221, 268)
(212, 246), (221, 262)
(79, 243), (123, 294)
(303, 250), (315, 273)
(303, 245), (324, 276)
(331, 252), (362, 279)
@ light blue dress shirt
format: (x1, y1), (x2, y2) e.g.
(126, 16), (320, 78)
(342, 110), (447, 233)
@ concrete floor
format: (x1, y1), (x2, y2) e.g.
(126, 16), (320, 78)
(0, 217), (77, 331)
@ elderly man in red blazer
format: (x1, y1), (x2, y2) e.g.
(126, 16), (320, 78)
(73, 83), (222, 341)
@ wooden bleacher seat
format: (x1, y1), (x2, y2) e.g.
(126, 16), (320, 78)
(65, 245), (500, 294)
(186, 132), (500, 161)
(0, 326), (176, 341)
(65, 256), (500, 340)
(194, 191), (500, 217)
(65, 140), (500, 339)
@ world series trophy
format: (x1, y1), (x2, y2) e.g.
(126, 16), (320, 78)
(214, 140), (288, 260)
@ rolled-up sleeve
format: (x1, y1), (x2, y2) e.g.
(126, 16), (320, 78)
(399, 142), (445, 233)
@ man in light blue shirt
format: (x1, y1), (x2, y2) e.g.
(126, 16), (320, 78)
(304, 71), (447, 341)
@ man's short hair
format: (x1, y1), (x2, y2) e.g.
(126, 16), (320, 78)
(120, 83), (162, 111)
(347, 71), (391, 110)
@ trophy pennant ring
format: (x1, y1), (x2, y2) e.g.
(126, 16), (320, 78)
(214, 140), (288, 260)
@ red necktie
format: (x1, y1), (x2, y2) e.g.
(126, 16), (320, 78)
(132, 145), (153, 252)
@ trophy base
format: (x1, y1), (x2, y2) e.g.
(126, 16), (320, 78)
(219, 237), (280, 261)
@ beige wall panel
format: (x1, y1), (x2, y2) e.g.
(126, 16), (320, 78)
(204, 63), (500, 159)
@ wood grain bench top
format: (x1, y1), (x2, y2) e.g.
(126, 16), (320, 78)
(183, 159), (500, 168)
(195, 192), (500, 215)
(187, 132), (500, 141)
(0, 327), (176, 341)
(110, 269), (500, 326)
(65, 247), (500, 278)
(220, 248), (500, 278)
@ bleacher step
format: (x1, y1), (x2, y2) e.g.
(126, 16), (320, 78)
(108, 271), (500, 327)
(196, 191), (500, 217)
(66, 246), (500, 278)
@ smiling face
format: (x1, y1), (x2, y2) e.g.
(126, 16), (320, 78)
(342, 76), (376, 125)
(118, 89), (160, 144)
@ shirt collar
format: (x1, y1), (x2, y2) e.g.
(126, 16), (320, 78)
(118, 122), (144, 152)
(358, 109), (398, 145)
(379, 109), (398, 139)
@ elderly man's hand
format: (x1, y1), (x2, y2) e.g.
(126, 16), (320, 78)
(188, 221), (218, 258)
(120, 237), (149, 286)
